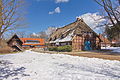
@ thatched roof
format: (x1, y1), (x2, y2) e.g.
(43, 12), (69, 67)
(7, 34), (23, 44)
(49, 18), (98, 43)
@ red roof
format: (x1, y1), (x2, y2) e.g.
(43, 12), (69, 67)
(20, 38), (45, 46)
(99, 34), (111, 43)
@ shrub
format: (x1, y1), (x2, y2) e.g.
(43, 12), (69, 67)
(0, 39), (8, 48)
(0, 40), (12, 54)
(57, 45), (72, 52)
(49, 45), (72, 52)
(0, 47), (12, 54)
(48, 46), (58, 51)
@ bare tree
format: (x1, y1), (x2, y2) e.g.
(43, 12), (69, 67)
(0, 0), (26, 40)
(16, 31), (27, 38)
(118, 0), (120, 5)
(94, 0), (120, 41)
(38, 31), (48, 40)
(28, 33), (38, 38)
(94, 0), (120, 25)
(45, 27), (57, 37)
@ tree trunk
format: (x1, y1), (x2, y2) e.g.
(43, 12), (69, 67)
(0, 37), (2, 47)
(0, 32), (3, 47)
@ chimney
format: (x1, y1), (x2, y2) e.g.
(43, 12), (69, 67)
(76, 17), (83, 22)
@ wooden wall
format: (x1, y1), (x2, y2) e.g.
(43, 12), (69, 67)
(72, 34), (101, 51)
(72, 35), (84, 51)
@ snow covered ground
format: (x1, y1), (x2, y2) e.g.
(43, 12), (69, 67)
(0, 50), (120, 80)
(101, 47), (120, 53)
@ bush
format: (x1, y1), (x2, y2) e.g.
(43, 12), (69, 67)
(57, 45), (72, 52)
(48, 46), (58, 51)
(0, 47), (12, 54)
(0, 40), (12, 54)
(49, 45), (72, 52)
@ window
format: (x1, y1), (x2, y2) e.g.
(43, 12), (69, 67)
(25, 40), (40, 44)
(35, 45), (41, 47)
(22, 45), (30, 47)
(61, 43), (67, 46)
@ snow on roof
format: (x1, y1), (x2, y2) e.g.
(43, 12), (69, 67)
(50, 30), (74, 43)
(49, 18), (99, 42)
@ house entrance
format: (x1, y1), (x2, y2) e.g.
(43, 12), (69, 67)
(84, 35), (92, 51)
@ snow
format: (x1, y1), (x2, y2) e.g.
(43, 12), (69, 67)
(102, 47), (120, 53)
(0, 50), (120, 80)
(50, 30), (74, 43)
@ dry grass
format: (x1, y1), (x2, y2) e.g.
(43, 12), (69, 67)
(70, 52), (120, 61)
(0, 47), (12, 54)
(32, 48), (120, 61)
(53, 51), (120, 61)
(0, 39), (13, 54)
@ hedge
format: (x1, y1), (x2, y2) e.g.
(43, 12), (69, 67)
(48, 46), (58, 51)
(49, 45), (72, 52)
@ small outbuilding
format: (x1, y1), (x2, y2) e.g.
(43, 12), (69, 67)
(99, 34), (111, 47)
(7, 34), (24, 51)
(48, 18), (102, 51)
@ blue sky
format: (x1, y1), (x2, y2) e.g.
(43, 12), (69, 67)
(25, 0), (101, 33)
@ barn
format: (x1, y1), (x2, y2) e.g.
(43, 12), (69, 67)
(48, 18), (102, 51)
(7, 34), (24, 51)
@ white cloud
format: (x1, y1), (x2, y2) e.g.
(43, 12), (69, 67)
(32, 32), (39, 37)
(49, 7), (61, 14)
(48, 12), (54, 15)
(55, 0), (69, 3)
(55, 7), (61, 13)
(77, 13), (106, 33)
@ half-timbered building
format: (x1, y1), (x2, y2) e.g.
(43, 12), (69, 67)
(49, 18), (102, 51)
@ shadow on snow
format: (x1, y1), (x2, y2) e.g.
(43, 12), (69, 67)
(0, 60), (30, 80)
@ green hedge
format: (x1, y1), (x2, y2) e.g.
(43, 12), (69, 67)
(48, 46), (58, 51)
(49, 45), (72, 52)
